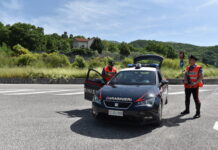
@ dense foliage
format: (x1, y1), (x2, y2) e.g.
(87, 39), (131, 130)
(130, 40), (218, 67)
(0, 21), (218, 70)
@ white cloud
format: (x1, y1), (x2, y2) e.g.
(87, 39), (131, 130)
(31, 0), (147, 35)
(1, 0), (22, 10)
(196, 0), (218, 10)
(1, 0), (217, 45)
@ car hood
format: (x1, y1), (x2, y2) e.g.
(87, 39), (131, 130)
(101, 84), (159, 102)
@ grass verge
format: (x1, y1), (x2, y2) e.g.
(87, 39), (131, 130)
(0, 67), (218, 79)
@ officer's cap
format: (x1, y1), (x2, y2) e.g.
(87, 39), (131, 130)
(108, 60), (114, 66)
(188, 55), (198, 61)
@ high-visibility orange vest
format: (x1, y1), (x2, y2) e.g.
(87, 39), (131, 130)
(103, 66), (117, 82)
(184, 65), (203, 88)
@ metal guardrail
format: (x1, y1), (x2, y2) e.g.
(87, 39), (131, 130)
(0, 78), (218, 84)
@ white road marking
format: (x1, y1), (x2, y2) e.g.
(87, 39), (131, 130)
(0, 89), (35, 93)
(4, 89), (72, 95)
(213, 122), (218, 131)
(55, 92), (84, 95)
(168, 91), (184, 95)
(168, 89), (212, 95)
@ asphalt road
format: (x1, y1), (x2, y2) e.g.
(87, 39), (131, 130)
(0, 84), (218, 150)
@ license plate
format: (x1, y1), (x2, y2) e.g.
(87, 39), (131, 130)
(108, 110), (123, 117)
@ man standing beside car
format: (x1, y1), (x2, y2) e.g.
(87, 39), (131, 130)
(181, 55), (203, 118)
(102, 60), (117, 82)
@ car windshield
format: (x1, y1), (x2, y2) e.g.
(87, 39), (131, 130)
(109, 71), (156, 85)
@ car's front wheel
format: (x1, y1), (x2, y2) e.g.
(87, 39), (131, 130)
(91, 109), (101, 120)
(154, 103), (163, 126)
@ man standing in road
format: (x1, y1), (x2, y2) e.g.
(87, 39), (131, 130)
(102, 60), (117, 82)
(181, 55), (203, 118)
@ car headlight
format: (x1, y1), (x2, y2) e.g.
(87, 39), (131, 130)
(93, 95), (101, 104)
(135, 97), (156, 107)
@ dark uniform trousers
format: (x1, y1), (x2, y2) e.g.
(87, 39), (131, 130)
(185, 87), (201, 114)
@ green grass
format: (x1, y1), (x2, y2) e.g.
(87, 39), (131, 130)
(0, 66), (218, 79)
(0, 54), (218, 79)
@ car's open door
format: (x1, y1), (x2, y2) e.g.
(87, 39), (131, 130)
(134, 54), (164, 69)
(84, 69), (105, 101)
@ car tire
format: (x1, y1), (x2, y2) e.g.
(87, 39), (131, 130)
(91, 109), (101, 120)
(154, 103), (163, 126)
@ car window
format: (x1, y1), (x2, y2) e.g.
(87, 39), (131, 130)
(109, 71), (156, 85)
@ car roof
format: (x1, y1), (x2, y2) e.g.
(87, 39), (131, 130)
(120, 67), (157, 72)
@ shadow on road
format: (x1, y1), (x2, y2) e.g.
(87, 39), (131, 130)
(57, 109), (193, 139)
(162, 114), (194, 127)
(57, 109), (159, 139)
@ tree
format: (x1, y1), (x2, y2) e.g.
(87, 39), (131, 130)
(59, 40), (71, 51)
(166, 46), (177, 59)
(46, 36), (57, 52)
(9, 23), (45, 51)
(90, 38), (104, 54)
(108, 43), (119, 52)
(61, 32), (68, 39)
(119, 42), (130, 56)
(0, 23), (10, 45)
(69, 34), (73, 39)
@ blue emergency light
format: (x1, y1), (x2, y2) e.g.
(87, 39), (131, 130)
(127, 64), (135, 67)
(127, 63), (159, 68)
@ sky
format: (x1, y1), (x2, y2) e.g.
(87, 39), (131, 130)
(0, 0), (218, 46)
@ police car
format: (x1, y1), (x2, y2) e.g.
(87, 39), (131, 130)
(84, 55), (168, 125)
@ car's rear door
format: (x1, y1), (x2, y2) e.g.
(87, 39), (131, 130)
(84, 69), (105, 101)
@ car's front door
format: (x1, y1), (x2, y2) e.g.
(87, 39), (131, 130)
(158, 71), (168, 104)
(84, 69), (105, 101)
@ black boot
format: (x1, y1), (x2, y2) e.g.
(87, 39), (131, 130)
(181, 110), (190, 115)
(181, 101), (190, 115)
(193, 103), (201, 119)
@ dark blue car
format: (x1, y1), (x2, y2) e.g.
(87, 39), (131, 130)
(84, 55), (168, 125)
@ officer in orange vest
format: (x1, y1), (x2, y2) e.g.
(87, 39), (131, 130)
(181, 55), (203, 118)
(102, 60), (117, 82)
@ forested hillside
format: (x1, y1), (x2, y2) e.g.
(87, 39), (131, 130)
(2, 22), (217, 67)
(130, 40), (218, 67)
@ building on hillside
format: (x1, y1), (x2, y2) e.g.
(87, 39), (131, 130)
(73, 38), (95, 49)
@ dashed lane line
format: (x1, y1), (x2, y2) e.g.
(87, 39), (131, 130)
(168, 89), (212, 95)
(213, 122), (218, 131)
(0, 89), (35, 93)
(4, 89), (72, 95)
(55, 92), (84, 95)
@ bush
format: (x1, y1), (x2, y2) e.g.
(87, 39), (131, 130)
(72, 55), (86, 68)
(162, 59), (183, 69)
(0, 50), (16, 67)
(119, 42), (130, 56)
(42, 53), (71, 68)
(122, 57), (133, 67)
(17, 54), (37, 66)
(88, 56), (114, 68)
(70, 48), (94, 56)
(12, 44), (30, 56)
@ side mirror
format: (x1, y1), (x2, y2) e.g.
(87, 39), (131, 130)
(161, 80), (169, 86)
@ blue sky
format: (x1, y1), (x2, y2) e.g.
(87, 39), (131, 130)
(0, 0), (218, 46)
